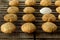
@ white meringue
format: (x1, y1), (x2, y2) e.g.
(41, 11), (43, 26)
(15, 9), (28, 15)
(40, 7), (52, 14)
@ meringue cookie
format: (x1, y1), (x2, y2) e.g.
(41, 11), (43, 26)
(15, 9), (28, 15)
(40, 7), (52, 14)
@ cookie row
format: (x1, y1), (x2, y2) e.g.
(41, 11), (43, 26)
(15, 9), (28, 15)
(9, 0), (60, 6)
(4, 6), (60, 22)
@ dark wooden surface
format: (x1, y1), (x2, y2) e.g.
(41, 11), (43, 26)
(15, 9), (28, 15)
(0, 1), (60, 40)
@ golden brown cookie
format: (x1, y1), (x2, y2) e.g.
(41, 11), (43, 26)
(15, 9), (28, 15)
(40, 0), (52, 6)
(4, 14), (17, 22)
(7, 7), (19, 14)
(1, 22), (16, 34)
(23, 7), (35, 14)
(55, 0), (60, 6)
(56, 7), (60, 13)
(9, 0), (19, 6)
(42, 22), (57, 33)
(22, 14), (36, 22)
(58, 15), (60, 20)
(42, 14), (56, 22)
(21, 23), (36, 33)
(25, 0), (36, 6)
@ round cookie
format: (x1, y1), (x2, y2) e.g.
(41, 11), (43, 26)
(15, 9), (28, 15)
(21, 23), (36, 33)
(9, 0), (19, 6)
(55, 0), (60, 6)
(40, 7), (52, 14)
(42, 14), (56, 22)
(4, 14), (17, 22)
(25, 0), (36, 6)
(7, 7), (19, 14)
(56, 7), (60, 13)
(23, 7), (35, 14)
(1, 22), (16, 34)
(58, 15), (60, 20)
(22, 14), (36, 22)
(40, 0), (52, 6)
(42, 22), (57, 33)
